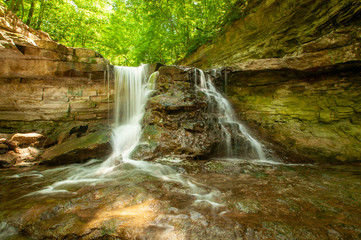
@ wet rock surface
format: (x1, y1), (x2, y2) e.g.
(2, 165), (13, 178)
(132, 66), (218, 160)
(132, 66), (254, 161)
(0, 160), (360, 239)
(180, 0), (361, 163)
(39, 129), (112, 165)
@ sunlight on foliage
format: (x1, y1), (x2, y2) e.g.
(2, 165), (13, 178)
(3, 0), (247, 66)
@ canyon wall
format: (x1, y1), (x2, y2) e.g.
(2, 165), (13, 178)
(0, 4), (114, 167)
(0, 4), (114, 135)
(181, 0), (361, 163)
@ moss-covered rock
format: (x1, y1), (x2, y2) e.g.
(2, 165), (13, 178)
(181, 0), (361, 69)
(39, 129), (112, 165)
(180, 0), (361, 163)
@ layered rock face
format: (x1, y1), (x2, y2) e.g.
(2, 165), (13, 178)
(181, 0), (361, 162)
(132, 66), (257, 161)
(132, 66), (220, 160)
(0, 4), (113, 133)
(0, 4), (114, 166)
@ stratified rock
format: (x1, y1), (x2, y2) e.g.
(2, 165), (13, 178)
(180, 0), (361, 163)
(0, 4), (114, 135)
(180, 0), (361, 69)
(39, 130), (112, 165)
(132, 66), (227, 160)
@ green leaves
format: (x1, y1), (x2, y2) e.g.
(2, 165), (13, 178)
(3, 0), (246, 66)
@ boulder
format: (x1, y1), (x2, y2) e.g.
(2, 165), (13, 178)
(39, 130), (112, 165)
(10, 133), (45, 147)
(132, 66), (253, 161)
(0, 151), (16, 167)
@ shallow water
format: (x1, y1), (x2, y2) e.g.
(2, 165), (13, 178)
(0, 159), (360, 239)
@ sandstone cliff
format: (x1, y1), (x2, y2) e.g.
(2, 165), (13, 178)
(0, 4), (114, 166)
(181, 0), (361, 162)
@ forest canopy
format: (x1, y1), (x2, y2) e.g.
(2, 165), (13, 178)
(3, 0), (247, 66)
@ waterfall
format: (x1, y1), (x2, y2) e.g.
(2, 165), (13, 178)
(195, 69), (266, 160)
(97, 65), (157, 173)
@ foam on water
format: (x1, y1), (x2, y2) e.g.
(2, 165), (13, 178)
(18, 65), (279, 215)
(21, 66), (221, 209)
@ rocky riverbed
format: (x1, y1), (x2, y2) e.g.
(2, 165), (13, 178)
(1, 159), (360, 239)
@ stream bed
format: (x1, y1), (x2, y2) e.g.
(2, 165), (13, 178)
(1, 159), (360, 239)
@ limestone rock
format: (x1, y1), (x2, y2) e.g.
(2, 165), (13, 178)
(39, 130), (112, 165)
(180, 0), (361, 69)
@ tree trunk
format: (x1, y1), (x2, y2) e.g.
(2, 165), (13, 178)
(26, 0), (36, 26)
(36, 0), (45, 29)
(9, 0), (17, 11)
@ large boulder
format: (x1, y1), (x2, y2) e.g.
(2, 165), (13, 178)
(131, 66), (255, 161)
(39, 130), (112, 165)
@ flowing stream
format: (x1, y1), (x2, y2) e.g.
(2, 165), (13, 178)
(195, 69), (266, 160)
(0, 66), (360, 239)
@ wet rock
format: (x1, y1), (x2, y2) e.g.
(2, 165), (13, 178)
(180, 0), (361, 163)
(132, 66), (224, 160)
(39, 130), (112, 165)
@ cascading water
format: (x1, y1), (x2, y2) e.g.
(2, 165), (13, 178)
(195, 68), (267, 160)
(97, 65), (155, 174)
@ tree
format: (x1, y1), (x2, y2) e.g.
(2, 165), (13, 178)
(26, 0), (36, 25)
(3, 0), (247, 66)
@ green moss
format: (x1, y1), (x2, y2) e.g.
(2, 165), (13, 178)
(68, 87), (83, 97)
(235, 199), (261, 213)
(89, 101), (97, 108)
(205, 161), (225, 173)
(41, 130), (110, 161)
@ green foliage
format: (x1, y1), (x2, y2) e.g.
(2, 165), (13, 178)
(3, 0), (247, 66)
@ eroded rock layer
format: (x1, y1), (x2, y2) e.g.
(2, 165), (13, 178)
(132, 66), (258, 161)
(181, 0), (361, 162)
(0, 4), (114, 166)
(132, 66), (220, 160)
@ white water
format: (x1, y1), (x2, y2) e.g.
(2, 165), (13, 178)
(21, 65), (222, 210)
(195, 68), (267, 160)
(96, 65), (155, 174)
(18, 65), (272, 220)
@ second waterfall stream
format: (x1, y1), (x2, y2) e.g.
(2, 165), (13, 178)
(104, 65), (267, 168)
(25, 65), (270, 198)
